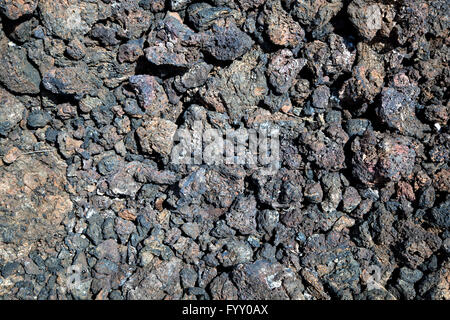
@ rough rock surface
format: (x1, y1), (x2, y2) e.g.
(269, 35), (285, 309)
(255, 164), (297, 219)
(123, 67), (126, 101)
(0, 0), (448, 302)
(0, 0), (38, 20)
(0, 88), (25, 137)
(0, 40), (41, 94)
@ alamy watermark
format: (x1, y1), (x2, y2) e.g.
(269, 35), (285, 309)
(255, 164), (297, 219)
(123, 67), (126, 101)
(170, 121), (281, 175)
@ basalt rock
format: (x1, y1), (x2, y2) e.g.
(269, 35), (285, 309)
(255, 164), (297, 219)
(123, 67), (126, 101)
(0, 0), (448, 302)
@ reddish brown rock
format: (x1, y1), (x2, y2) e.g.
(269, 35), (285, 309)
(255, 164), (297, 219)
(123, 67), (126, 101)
(0, 148), (72, 258)
(129, 75), (170, 117)
(260, 0), (305, 48)
(118, 209), (137, 221)
(0, 0), (38, 20)
(3, 147), (21, 165)
(136, 118), (178, 157)
(57, 132), (83, 159)
(433, 169), (450, 193)
(342, 43), (385, 104)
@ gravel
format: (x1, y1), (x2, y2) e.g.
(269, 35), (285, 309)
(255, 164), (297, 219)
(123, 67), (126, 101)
(0, 0), (448, 301)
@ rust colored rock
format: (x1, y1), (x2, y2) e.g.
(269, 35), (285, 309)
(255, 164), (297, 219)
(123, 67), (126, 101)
(57, 132), (83, 159)
(260, 0), (305, 48)
(433, 169), (450, 193)
(0, 0), (38, 20)
(118, 209), (137, 221)
(3, 147), (21, 164)
(342, 43), (385, 104)
(136, 118), (178, 157)
(66, 38), (86, 60)
(396, 181), (415, 202)
(0, 148), (72, 259)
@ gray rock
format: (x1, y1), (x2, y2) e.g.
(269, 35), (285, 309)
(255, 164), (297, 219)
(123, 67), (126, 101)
(0, 88), (25, 136)
(0, 44), (41, 94)
(27, 110), (51, 129)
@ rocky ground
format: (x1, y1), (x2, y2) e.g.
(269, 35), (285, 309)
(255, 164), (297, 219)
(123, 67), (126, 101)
(0, 0), (449, 300)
